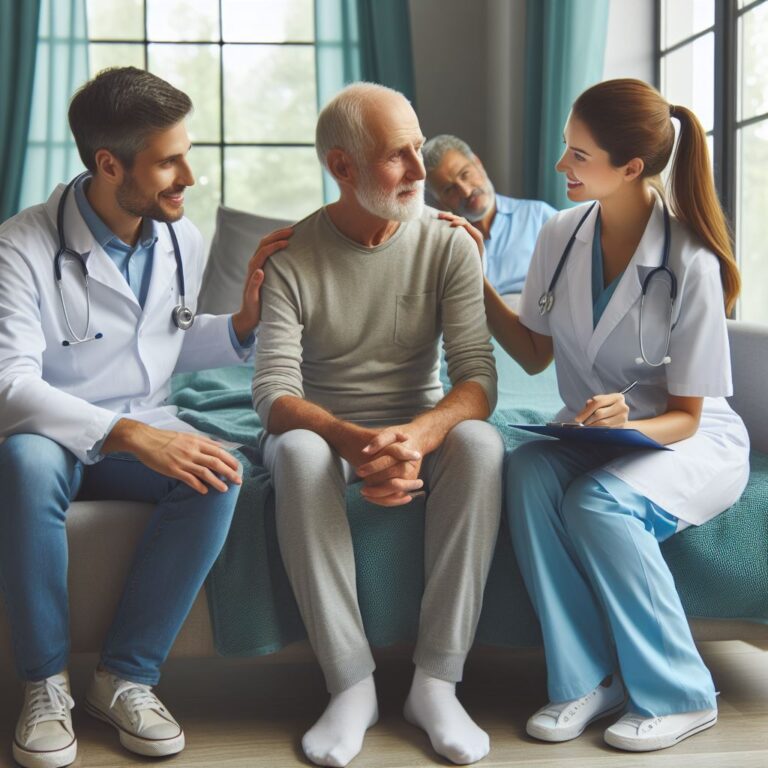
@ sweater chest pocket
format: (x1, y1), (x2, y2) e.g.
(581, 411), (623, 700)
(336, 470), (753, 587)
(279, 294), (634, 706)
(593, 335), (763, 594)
(394, 291), (437, 348)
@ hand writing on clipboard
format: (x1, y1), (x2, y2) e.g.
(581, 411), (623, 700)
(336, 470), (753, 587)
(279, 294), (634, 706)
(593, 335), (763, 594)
(549, 382), (638, 429)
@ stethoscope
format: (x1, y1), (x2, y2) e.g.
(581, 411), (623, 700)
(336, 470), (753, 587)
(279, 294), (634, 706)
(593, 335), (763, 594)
(54, 172), (195, 347)
(538, 200), (677, 367)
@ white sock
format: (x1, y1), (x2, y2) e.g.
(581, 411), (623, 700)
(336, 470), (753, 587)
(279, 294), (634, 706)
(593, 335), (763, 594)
(404, 667), (490, 765)
(301, 675), (378, 767)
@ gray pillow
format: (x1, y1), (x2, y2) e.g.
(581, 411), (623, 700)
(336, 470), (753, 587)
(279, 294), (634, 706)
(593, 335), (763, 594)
(198, 205), (291, 315)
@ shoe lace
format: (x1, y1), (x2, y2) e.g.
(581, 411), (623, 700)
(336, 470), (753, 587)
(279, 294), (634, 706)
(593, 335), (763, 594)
(109, 681), (162, 730)
(623, 713), (663, 733)
(25, 677), (75, 738)
(556, 688), (599, 724)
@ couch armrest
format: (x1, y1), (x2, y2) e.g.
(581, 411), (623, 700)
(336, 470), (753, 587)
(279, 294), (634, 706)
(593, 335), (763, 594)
(727, 320), (768, 453)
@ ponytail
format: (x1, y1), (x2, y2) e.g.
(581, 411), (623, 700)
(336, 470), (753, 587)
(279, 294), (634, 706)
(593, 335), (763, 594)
(572, 80), (741, 315)
(668, 105), (739, 314)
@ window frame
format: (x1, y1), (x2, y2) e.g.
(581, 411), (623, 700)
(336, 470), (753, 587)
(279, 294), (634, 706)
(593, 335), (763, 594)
(655, 0), (768, 320)
(86, 0), (318, 209)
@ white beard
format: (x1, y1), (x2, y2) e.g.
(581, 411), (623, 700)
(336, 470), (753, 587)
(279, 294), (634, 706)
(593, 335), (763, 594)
(355, 176), (425, 222)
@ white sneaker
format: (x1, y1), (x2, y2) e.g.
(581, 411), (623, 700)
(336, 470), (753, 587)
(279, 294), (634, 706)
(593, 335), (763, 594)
(604, 708), (717, 751)
(84, 670), (184, 757)
(526, 675), (626, 742)
(13, 672), (77, 768)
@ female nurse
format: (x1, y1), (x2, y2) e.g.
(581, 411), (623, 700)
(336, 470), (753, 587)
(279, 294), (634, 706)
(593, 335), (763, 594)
(444, 78), (749, 751)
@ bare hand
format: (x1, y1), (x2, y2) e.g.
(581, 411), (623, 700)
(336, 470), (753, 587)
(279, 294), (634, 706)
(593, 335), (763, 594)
(232, 226), (293, 342)
(437, 211), (484, 258)
(576, 393), (630, 427)
(357, 426), (425, 507)
(104, 420), (242, 494)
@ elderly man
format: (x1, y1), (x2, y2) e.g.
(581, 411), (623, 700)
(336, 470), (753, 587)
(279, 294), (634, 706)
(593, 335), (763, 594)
(252, 84), (503, 767)
(423, 134), (556, 295)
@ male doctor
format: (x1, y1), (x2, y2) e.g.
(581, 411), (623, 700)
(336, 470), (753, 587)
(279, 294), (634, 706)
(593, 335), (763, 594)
(0, 67), (284, 768)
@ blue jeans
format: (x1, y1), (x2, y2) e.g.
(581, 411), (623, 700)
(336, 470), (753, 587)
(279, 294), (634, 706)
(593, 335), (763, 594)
(0, 433), (239, 685)
(505, 440), (716, 717)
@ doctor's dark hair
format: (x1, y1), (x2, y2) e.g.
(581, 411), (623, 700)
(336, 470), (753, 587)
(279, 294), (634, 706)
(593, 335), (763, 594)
(572, 78), (740, 315)
(68, 67), (192, 172)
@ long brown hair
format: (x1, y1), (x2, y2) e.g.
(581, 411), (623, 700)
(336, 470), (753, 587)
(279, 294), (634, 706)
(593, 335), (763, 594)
(572, 78), (740, 314)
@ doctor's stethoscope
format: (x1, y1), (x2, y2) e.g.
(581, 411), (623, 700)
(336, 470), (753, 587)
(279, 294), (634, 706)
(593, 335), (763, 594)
(54, 172), (195, 346)
(538, 200), (677, 367)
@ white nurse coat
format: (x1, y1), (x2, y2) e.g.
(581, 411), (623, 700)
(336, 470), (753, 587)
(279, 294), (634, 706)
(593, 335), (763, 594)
(0, 183), (249, 464)
(519, 198), (749, 526)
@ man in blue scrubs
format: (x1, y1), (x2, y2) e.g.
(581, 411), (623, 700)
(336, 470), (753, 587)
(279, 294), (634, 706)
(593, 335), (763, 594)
(423, 134), (556, 294)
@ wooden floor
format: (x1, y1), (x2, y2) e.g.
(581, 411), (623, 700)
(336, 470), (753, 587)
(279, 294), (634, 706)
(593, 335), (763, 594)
(1, 641), (766, 768)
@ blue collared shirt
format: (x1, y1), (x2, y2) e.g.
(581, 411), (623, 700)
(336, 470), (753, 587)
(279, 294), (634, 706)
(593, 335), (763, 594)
(74, 177), (156, 308)
(484, 194), (557, 294)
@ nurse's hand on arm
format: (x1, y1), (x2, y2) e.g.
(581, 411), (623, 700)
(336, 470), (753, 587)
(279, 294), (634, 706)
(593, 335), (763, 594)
(231, 226), (293, 344)
(102, 418), (242, 494)
(438, 211), (553, 375)
(576, 392), (703, 445)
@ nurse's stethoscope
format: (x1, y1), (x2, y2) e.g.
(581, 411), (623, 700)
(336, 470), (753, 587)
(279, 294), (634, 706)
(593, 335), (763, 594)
(538, 200), (677, 367)
(54, 172), (195, 346)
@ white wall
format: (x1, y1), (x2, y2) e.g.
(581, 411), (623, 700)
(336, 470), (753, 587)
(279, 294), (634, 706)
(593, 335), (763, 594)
(409, 0), (526, 197)
(603, 0), (654, 82)
(410, 0), (655, 196)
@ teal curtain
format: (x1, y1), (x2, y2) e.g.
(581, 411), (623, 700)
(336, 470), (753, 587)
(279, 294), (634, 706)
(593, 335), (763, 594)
(523, 0), (609, 209)
(0, 0), (42, 221)
(314, 0), (416, 201)
(18, 0), (89, 212)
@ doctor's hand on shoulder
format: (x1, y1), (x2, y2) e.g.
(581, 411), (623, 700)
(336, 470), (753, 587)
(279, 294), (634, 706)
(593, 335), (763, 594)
(231, 226), (293, 344)
(103, 419), (242, 494)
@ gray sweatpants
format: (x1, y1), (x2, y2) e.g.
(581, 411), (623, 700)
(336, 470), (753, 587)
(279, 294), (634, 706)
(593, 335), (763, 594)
(260, 420), (503, 694)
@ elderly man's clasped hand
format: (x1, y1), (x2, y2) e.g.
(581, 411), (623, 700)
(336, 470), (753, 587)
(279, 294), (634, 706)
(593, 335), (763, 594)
(357, 426), (427, 507)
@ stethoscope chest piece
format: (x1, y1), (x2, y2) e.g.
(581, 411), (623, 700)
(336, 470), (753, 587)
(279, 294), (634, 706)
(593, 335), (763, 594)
(172, 302), (195, 330)
(538, 292), (554, 315)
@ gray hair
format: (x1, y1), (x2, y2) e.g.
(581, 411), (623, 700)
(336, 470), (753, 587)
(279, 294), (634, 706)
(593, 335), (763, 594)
(315, 81), (408, 170)
(422, 134), (475, 174)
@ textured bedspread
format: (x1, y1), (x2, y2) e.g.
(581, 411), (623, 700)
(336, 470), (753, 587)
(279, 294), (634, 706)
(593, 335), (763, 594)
(169, 342), (768, 656)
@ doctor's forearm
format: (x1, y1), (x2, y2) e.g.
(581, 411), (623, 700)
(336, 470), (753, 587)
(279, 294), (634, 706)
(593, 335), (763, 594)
(628, 410), (700, 446)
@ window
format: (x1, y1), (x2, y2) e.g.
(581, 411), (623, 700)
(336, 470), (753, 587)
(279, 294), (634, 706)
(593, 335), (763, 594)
(85, 0), (324, 247)
(657, 0), (768, 324)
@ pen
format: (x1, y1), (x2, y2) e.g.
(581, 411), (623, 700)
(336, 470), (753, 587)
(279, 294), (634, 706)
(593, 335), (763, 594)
(620, 380), (638, 396)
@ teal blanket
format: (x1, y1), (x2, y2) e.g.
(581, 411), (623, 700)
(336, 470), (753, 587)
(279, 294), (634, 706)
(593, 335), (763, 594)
(170, 342), (768, 656)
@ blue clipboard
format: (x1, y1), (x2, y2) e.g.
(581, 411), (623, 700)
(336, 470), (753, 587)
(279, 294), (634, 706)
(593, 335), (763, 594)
(508, 424), (672, 451)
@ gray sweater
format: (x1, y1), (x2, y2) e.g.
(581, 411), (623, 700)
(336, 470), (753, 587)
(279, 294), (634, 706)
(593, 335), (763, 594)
(252, 206), (497, 429)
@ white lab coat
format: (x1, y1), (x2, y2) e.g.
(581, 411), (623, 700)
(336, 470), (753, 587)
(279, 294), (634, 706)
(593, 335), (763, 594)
(0, 183), (248, 464)
(519, 198), (750, 526)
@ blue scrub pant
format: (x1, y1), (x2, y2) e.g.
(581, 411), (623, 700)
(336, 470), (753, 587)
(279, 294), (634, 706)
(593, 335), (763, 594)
(505, 440), (717, 717)
(0, 433), (238, 686)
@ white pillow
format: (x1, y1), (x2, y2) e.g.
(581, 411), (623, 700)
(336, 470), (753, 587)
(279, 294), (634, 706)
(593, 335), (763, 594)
(198, 205), (291, 315)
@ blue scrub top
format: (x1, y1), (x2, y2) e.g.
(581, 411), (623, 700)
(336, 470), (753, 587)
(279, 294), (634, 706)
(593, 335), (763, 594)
(484, 194), (557, 294)
(591, 212), (625, 328)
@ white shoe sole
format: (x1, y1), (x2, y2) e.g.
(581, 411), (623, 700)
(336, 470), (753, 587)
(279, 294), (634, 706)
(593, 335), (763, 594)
(84, 698), (185, 757)
(526, 699), (626, 743)
(604, 712), (717, 752)
(12, 739), (77, 768)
